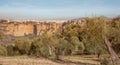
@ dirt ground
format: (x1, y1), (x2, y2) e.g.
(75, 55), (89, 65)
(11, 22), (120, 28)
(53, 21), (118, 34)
(0, 55), (100, 65)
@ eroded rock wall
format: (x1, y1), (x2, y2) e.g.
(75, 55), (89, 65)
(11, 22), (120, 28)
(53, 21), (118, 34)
(0, 20), (63, 36)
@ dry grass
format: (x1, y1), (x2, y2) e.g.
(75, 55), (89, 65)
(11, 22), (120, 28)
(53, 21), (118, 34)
(61, 55), (100, 65)
(0, 55), (100, 65)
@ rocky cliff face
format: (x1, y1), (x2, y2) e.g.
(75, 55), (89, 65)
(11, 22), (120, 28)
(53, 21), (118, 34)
(0, 19), (84, 36)
(0, 20), (64, 36)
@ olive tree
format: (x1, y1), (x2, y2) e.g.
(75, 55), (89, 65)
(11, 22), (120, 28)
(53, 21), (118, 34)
(14, 37), (31, 55)
(83, 17), (107, 55)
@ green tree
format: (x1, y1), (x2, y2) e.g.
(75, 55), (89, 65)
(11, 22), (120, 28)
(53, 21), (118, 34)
(58, 38), (73, 55)
(14, 37), (31, 55)
(104, 17), (120, 64)
(83, 17), (107, 54)
(6, 44), (20, 56)
(84, 17), (120, 64)
(29, 38), (50, 57)
(71, 36), (85, 54)
(63, 23), (83, 38)
(107, 17), (120, 53)
(30, 33), (61, 59)
(62, 22), (85, 54)
(0, 44), (7, 56)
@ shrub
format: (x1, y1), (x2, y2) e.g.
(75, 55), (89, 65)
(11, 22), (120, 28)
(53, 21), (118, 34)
(6, 44), (20, 56)
(58, 38), (73, 55)
(0, 44), (7, 56)
(29, 38), (50, 57)
(100, 58), (109, 65)
(14, 37), (31, 55)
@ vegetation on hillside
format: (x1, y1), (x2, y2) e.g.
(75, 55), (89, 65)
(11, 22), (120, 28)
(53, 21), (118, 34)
(0, 16), (120, 65)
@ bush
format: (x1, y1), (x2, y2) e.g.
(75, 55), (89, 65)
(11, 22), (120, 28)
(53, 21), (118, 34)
(14, 37), (31, 55)
(100, 58), (109, 65)
(58, 38), (73, 55)
(29, 38), (50, 57)
(0, 44), (7, 56)
(6, 45), (20, 56)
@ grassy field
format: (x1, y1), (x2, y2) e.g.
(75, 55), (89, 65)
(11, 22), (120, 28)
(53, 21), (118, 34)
(0, 55), (100, 65)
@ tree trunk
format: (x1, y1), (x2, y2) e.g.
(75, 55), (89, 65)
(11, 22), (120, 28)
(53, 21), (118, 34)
(48, 46), (52, 56)
(104, 36), (119, 64)
(54, 47), (59, 60)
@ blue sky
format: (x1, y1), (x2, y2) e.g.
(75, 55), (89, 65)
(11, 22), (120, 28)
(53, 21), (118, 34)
(0, 0), (120, 19)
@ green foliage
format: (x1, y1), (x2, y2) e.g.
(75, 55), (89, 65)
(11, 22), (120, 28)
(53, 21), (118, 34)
(63, 22), (85, 54)
(107, 17), (120, 53)
(14, 37), (31, 55)
(0, 31), (3, 40)
(29, 38), (50, 57)
(6, 45), (20, 56)
(107, 18), (120, 44)
(71, 36), (85, 51)
(63, 23), (83, 38)
(58, 38), (73, 55)
(83, 17), (107, 54)
(100, 58), (109, 65)
(0, 17), (120, 59)
(0, 44), (7, 56)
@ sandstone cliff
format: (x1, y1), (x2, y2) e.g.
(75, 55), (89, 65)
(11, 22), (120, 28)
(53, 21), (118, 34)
(0, 20), (65, 36)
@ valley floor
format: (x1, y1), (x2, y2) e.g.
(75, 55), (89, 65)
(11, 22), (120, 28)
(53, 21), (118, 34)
(0, 55), (100, 65)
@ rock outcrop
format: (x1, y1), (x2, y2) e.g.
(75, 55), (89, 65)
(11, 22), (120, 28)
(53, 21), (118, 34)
(0, 20), (65, 36)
